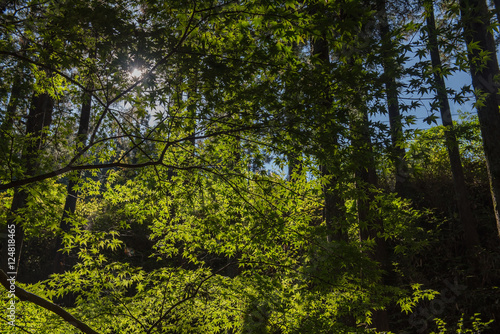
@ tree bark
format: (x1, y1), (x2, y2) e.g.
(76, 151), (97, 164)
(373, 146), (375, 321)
(52, 88), (92, 274)
(1, 91), (54, 274)
(425, 0), (480, 249)
(377, 0), (408, 196)
(460, 0), (500, 238)
(351, 106), (390, 332)
(287, 43), (304, 183)
(312, 33), (348, 242)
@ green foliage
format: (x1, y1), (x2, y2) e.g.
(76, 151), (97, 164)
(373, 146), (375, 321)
(397, 283), (440, 315)
(1, 0), (499, 333)
(407, 111), (485, 181)
(429, 314), (494, 333)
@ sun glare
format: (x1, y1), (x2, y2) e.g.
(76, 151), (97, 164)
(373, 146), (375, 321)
(130, 68), (143, 79)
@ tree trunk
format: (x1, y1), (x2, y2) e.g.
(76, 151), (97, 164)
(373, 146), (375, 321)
(460, 0), (500, 238)
(351, 106), (391, 332)
(1, 91), (54, 274)
(286, 43), (303, 183)
(377, 0), (408, 196)
(425, 0), (480, 249)
(52, 88), (92, 274)
(312, 33), (348, 242)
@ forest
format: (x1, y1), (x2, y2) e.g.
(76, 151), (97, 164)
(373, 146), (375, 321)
(1, 0), (500, 333)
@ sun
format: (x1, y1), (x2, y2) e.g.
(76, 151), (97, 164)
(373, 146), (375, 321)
(130, 68), (144, 79)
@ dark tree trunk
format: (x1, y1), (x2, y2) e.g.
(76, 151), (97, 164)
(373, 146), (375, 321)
(1, 91), (54, 274)
(52, 88), (92, 274)
(351, 107), (390, 332)
(286, 43), (303, 183)
(377, 0), (408, 196)
(461, 0), (500, 238)
(426, 0), (480, 249)
(320, 165), (348, 242)
(312, 33), (348, 242)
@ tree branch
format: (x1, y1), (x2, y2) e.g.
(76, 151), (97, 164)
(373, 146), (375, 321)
(0, 270), (100, 334)
(0, 124), (262, 191)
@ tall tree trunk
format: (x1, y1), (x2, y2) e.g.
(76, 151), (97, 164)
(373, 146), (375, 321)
(52, 88), (92, 274)
(377, 0), (408, 196)
(1, 91), (54, 274)
(287, 42), (303, 183)
(425, 0), (480, 249)
(312, 33), (348, 242)
(460, 0), (500, 238)
(351, 106), (391, 332)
